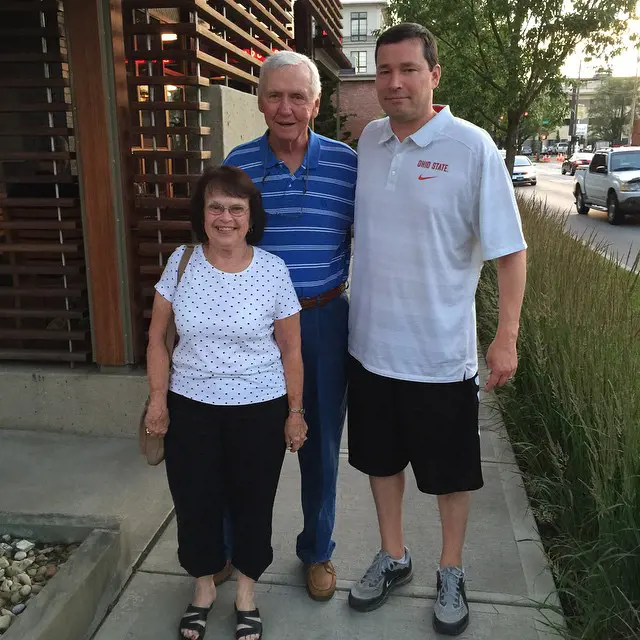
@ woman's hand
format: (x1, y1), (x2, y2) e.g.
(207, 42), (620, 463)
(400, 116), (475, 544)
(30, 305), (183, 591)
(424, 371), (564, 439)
(144, 396), (169, 436)
(285, 413), (308, 453)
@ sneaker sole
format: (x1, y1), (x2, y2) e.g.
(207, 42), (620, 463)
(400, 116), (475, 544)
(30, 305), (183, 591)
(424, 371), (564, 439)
(432, 612), (469, 636)
(348, 570), (414, 613)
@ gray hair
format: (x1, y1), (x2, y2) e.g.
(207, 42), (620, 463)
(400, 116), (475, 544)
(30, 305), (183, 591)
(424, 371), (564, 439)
(258, 50), (322, 98)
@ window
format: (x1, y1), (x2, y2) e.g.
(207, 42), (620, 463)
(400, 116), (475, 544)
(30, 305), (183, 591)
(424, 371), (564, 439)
(352, 51), (367, 74)
(350, 11), (367, 41)
(610, 151), (640, 172)
(589, 154), (607, 173)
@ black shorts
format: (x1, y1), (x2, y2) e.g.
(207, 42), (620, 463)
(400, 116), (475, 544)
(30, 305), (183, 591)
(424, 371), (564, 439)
(347, 356), (484, 495)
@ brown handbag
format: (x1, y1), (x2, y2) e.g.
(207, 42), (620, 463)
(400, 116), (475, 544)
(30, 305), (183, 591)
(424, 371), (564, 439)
(139, 245), (196, 465)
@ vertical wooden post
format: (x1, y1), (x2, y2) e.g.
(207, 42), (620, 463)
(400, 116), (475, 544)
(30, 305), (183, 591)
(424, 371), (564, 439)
(63, 0), (136, 365)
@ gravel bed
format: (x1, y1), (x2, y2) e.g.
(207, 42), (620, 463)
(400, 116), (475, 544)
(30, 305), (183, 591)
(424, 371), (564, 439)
(0, 533), (78, 634)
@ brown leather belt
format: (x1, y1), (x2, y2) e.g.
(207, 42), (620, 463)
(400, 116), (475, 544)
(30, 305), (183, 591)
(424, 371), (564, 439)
(299, 283), (346, 311)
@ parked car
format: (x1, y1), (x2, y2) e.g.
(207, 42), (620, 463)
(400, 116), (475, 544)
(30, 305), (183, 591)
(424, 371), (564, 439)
(521, 145), (533, 156)
(573, 147), (640, 225)
(556, 143), (569, 155)
(511, 155), (537, 186)
(562, 152), (593, 176)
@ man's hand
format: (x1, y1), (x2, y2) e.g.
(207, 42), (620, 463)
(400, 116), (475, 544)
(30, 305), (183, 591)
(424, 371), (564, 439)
(484, 336), (517, 392)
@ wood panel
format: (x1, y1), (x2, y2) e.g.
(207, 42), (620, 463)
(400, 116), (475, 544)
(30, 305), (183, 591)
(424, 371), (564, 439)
(65, 0), (126, 365)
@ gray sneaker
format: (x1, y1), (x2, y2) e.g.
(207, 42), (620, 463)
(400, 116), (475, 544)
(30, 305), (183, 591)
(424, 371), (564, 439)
(348, 548), (413, 612)
(433, 566), (470, 635)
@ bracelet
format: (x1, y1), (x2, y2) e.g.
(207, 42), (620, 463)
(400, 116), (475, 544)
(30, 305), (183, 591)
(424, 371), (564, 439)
(289, 407), (305, 415)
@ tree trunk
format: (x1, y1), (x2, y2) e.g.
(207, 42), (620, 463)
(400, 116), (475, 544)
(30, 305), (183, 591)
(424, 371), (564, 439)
(504, 112), (521, 175)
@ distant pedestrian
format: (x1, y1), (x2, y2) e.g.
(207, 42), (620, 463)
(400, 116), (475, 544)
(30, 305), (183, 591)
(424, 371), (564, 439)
(347, 23), (527, 636)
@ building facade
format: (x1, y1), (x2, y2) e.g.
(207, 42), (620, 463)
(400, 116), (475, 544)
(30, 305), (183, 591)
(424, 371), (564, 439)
(338, 0), (387, 141)
(340, 0), (387, 76)
(0, 0), (349, 370)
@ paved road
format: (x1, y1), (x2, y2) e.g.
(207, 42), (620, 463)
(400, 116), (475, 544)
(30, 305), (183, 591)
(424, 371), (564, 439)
(515, 161), (640, 267)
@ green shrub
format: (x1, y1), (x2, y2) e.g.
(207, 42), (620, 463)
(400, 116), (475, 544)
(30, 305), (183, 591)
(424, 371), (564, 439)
(477, 195), (640, 639)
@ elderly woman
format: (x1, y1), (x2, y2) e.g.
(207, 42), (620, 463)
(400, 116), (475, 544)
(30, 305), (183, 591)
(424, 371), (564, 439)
(145, 165), (307, 640)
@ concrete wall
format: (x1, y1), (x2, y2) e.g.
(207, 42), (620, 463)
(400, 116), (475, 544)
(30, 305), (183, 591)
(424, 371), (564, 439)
(206, 85), (266, 164)
(339, 77), (382, 141)
(0, 366), (147, 436)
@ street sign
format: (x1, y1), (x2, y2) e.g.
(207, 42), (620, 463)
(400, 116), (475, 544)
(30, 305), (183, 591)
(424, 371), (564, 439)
(576, 123), (588, 136)
(542, 119), (549, 125)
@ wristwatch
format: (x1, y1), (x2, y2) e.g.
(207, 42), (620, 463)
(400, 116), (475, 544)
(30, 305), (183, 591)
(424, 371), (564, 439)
(289, 407), (305, 415)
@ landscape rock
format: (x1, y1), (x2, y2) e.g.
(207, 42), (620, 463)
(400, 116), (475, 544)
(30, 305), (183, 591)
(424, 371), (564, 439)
(0, 615), (11, 632)
(14, 541), (35, 554)
(11, 603), (25, 615)
(16, 574), (30, 586)
(12, 552), (26, 562)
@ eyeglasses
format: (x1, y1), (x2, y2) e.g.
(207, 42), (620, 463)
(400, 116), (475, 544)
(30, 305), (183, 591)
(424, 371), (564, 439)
(206, 203), (249, 217)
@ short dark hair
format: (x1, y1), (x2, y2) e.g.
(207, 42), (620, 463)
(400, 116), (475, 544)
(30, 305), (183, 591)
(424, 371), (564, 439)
(375, 23), (438, 70)
(190, 165), (266, 245)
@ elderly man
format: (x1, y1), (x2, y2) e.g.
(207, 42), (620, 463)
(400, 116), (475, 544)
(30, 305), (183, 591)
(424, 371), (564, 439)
(223, 51), (357, 601)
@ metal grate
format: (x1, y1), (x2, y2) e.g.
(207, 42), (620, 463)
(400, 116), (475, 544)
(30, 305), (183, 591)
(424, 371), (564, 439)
(0, 0), (90, 364)
(122, 0), (293, 345)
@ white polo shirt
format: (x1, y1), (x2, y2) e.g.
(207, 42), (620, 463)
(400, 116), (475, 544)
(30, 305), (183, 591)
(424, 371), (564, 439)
(349, 106), (527, 383)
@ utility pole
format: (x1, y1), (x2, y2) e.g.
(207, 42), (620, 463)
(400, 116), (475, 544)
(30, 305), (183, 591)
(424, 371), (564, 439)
(568, 59), (582, 156)
(628, 52), (639, 145)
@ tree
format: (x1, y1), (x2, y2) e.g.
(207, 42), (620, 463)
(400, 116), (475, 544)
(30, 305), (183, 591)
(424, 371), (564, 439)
(588, 77), (635, 144)
(516, 85), (569, 149)
(313, 74), (353, 143)
(386, 0), (636, 172)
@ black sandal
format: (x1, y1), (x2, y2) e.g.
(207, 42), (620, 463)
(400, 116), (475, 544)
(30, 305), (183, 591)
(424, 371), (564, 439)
(235, 603), (263, 640)
(179, 603), (212, 640)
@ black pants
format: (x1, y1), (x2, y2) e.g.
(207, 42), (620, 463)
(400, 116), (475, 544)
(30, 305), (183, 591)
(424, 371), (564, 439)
(165, 391), (287, 581)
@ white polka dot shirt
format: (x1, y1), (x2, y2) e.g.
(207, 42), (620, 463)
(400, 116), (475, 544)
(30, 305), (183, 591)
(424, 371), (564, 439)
(155, 245), (301, 405)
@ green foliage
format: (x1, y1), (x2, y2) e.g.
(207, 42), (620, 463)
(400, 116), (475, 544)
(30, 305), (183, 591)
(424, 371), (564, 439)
(477, 196), (640, 639)
(386, 0), (636, 171)
(518, 86), (569, 147)
(588, 77), (636, 144)
(313, 75), (352, 142)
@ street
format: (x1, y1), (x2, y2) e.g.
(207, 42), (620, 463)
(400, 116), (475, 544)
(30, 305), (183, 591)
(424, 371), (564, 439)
(515, 162), (640, 266)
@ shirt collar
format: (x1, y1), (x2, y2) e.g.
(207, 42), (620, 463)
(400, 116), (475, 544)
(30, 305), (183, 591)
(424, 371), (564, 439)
(260, 128), (321, 170)
(378, 105), (453, 147)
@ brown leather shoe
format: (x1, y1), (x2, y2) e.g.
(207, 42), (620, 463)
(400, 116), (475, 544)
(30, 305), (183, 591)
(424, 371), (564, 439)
(306, 561), (337, 601)
(213, 560), (233, 585)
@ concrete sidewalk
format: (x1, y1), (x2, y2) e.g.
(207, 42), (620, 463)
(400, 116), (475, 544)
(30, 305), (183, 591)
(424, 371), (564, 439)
(93, 390), (562, 639)
(0, 386), (563, 640)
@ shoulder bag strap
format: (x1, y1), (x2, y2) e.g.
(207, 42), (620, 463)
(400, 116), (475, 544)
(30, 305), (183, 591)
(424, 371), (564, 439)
(164, 244), (197, 356)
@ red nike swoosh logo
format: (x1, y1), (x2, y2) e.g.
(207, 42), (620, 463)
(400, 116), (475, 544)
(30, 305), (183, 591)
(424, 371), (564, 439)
(418, 175), (437, 180)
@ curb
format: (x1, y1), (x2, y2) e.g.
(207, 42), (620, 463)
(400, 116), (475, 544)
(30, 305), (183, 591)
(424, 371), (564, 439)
(0, 513), (131, 640)
(481, 395), (567, 639)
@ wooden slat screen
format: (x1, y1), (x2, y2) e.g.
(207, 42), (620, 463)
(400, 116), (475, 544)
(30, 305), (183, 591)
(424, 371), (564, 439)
(122, 0), (293, 341)
(307, 0), (343, 51)
(0, 0), (90, 365)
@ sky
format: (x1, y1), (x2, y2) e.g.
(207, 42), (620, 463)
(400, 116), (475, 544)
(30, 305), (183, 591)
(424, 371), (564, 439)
(562, 18), (640, 79)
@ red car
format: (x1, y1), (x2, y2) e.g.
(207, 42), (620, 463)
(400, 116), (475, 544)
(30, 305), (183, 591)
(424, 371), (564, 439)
(562, 153), (593, 176)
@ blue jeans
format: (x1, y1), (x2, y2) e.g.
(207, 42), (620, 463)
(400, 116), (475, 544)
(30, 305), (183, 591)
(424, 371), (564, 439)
(296, 293), (348, 564)
(223, 293), (348, 565)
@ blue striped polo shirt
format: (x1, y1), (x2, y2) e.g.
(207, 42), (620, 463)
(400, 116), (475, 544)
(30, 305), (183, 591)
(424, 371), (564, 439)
(223, 129), (357, 298)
